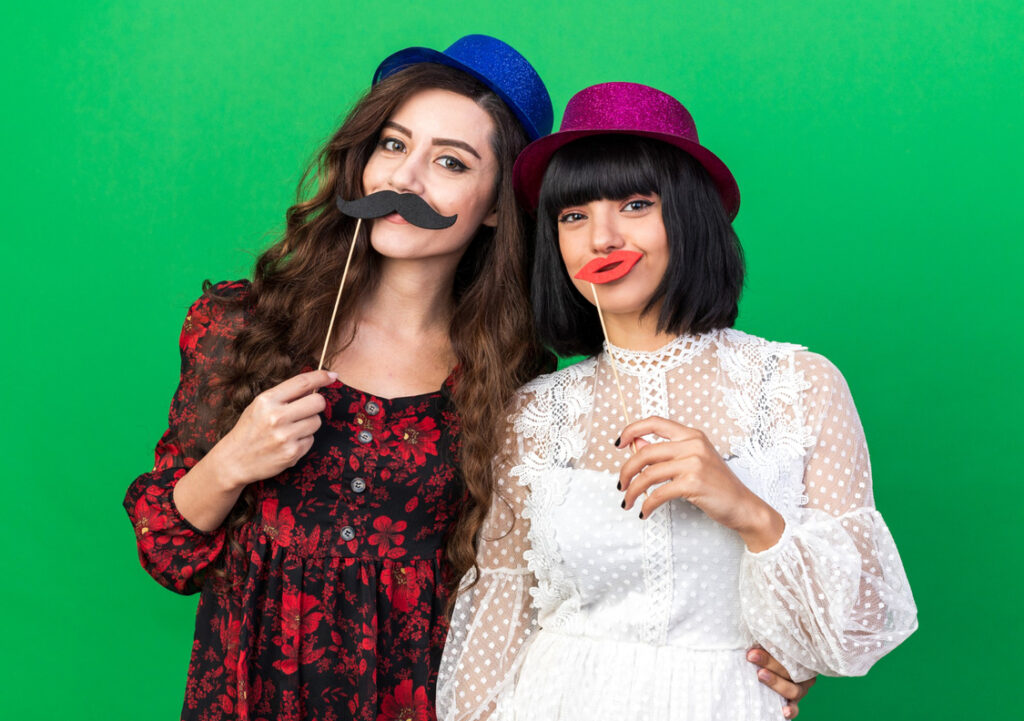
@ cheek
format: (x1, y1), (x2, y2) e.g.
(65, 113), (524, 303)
(556, 236), (578, 271)
(360, 156), (383, 193)
(648, 249), (670, 282)
(567, 274), (593, 303)
(429, 186), (478, 221)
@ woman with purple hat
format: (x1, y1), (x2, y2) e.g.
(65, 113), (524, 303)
(123, 35), (556, 721)
(437, 82), (917, 720)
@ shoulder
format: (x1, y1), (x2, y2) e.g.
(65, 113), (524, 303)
(793, 349), (847, 389)
(716, 327), (806, 359)
(517, 357), (597, 402)
(508, 357), (597, 434)
(717, 328), (852, 399)
(179, 279), (252, 351)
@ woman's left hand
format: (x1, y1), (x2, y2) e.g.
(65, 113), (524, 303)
(617, 416), (785, 552)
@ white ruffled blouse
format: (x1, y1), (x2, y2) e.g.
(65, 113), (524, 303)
(437, 329), (917, 721)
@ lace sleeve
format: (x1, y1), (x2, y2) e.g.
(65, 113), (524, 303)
(436, 394), (538, 721)
(739, 353), (918, 680)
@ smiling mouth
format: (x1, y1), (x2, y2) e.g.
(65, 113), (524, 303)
(574, 250), (644, 284)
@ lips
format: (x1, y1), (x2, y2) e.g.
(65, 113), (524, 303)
(574, 250), (644, 284)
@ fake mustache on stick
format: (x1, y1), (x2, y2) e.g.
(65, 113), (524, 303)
(316, 191), (458, 371)
(336, 190), (457, 229)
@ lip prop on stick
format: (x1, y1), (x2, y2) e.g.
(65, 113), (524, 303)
(574, 250), (646, 478)
(316, 192), (458, 370)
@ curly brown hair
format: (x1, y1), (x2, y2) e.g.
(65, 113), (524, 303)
(200, 63), (552, 603)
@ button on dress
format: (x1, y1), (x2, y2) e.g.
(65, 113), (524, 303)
(125, 280), (462, 721)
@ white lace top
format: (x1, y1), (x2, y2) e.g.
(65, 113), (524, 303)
(437, 329), (917, 721)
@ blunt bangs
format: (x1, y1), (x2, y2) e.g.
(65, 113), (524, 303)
(537, 136), (665, 222)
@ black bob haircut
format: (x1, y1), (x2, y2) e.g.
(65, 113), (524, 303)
(531, 135), (745, 357)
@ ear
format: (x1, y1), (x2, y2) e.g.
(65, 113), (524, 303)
(481, 204), (499, 228)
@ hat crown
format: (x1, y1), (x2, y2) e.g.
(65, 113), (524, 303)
(512, 82), (739, 218)
(560, 82), (698, 142)
(374, 34), (553, 141)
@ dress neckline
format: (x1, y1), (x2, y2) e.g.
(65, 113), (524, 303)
(325, 372), (455, 404)
(603, 331), (717, 376)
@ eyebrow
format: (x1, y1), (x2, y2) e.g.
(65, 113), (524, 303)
(382, 120), (482, 160)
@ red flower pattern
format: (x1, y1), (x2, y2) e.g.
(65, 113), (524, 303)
(180, 307), (210, 352)
(279, 592), (324, 636)
(390, 416), (440, 465)
(381, 564), (420, 613)
(377, 679), (431, 721)
(368, 516), (408, 558)
(260, 498), (295, 547)
(124, 281), (459, 720)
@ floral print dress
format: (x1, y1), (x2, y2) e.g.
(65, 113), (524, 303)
(125, 280), (462, 721)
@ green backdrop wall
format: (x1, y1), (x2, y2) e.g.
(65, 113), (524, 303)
(3, 1), (1021, 718)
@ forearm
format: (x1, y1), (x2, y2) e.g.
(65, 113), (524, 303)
(740, 507), (917, 678)
(171, 443), (248, 532)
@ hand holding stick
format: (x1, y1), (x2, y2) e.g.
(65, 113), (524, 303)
(588, 282), (651, 505)
(573, 250), (648, 502)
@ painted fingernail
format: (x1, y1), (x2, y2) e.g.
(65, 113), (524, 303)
(616, 481), (622, 491)
(620, 499), (626, 509)
(757, 669), (771, 682)
(638, 510), (645, 520)
(614, 436), (621, 447)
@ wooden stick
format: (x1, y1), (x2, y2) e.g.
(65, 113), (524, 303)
(591, 283), (648, 502)
(590, 282), (638, 456)
(317, 217), (363, 371)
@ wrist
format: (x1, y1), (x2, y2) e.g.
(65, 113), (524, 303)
(202, 441), (250, 492)
(737, 501), (785, 553)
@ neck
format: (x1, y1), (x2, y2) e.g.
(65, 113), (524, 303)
(354, 255), (459, 336)
(599, 302), (677, 352)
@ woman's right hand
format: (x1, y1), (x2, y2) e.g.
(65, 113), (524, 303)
(173, 369), (337, 533)
(210, 369), (337, 489)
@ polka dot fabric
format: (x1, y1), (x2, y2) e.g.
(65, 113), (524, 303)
(437, 330), (917, 721)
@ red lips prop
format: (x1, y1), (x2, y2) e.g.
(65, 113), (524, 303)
(573, 250), (643, 284)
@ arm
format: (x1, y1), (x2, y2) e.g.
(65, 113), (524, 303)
(124, 284), (335, 594)
(737, 354), (918, 679)
(123, 288), (238, 594)
(436, 398), (539, 721)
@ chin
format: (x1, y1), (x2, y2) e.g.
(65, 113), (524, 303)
(368, 225), (426, 253)
(577, 281), (655, 314)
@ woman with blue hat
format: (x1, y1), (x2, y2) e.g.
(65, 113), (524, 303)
(124, 35), (555, 720)
(437, 82), (917, 720)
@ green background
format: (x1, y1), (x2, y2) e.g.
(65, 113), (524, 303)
(3, 1), (1021, 718)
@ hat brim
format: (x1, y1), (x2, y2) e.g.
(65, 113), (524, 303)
(513, 128), (740, 219)
(374, 46), (543, 142)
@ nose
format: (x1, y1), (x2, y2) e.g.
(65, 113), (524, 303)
(386, 154), (426, 196)
(588, 206), (624, 255)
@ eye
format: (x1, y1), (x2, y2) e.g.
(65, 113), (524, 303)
(622, 198), (655, 212)
(437, 155), (468, 172)
(558, 211), (586, 224)
(379, 137), (405, 153)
